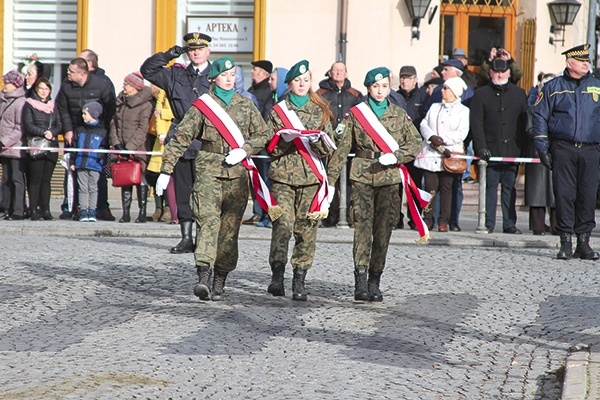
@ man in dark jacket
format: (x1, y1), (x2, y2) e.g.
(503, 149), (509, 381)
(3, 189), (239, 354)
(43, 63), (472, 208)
(316, 61), (363, 227)
(140, 32), (212, 254)
(471, 58), (528, 234)
(396, 65), (429, 229)
(56, 57), (116, 220)
(243, 59), (274, 226)
(317, 62), (363, 128)
(451, 48), (478, 88)
(532, 44), (600, 260)
(248, 59), (273, 121)
(79, 49), (116, 221)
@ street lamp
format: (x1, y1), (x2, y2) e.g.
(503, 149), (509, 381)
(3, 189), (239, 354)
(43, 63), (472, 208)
(405, 0), (432, 40)
(547, 0), (581, 45)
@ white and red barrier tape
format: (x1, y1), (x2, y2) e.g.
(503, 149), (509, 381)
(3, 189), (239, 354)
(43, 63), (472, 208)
(6, 146), (543, 163)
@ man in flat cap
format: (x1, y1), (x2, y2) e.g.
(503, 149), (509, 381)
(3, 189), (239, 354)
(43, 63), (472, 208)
(242, 59), (274, 227)
(248, 59), (273, 121)
(450, 48), (477, 88)
(140, 32), (212, 255)
(532, 43), (600, 260)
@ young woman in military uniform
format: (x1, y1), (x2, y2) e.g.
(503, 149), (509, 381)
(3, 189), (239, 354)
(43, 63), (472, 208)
(327, 67), (421, 302)
(155, 57), (270, 301)
(265, 60), (335, 301)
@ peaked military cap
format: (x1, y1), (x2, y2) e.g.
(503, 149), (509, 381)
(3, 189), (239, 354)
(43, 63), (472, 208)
(364, 67), (390, 87)
(209, 56), (235, 79)
(183, 32), (212, 49)
(285, 60), (310, 83)
(562, 44), (590, 62)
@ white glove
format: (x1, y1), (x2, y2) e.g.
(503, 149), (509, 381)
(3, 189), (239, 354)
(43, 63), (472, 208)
(378, 153), (398, 166)
(225, 148), (247, 165)
(327, 185), (336, 203)
(155, 173), (170, 196)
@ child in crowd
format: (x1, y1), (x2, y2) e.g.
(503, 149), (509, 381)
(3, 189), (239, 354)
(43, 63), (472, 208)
(72, 102), (107, 222)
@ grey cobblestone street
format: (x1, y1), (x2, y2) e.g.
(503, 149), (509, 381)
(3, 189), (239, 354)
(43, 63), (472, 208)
(1, 219), (600, 399)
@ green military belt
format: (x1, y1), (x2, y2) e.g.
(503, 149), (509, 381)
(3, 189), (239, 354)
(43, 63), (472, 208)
(200, 142), (231, 154)
(355, 149), (383, 159)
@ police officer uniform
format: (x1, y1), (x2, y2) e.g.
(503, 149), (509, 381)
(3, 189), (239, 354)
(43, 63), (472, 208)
(532, 44), (600, 260)
(140, 32), (212, 254)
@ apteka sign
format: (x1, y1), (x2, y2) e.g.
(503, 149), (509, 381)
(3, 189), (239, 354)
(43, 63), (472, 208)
(187, 16), (254, 53)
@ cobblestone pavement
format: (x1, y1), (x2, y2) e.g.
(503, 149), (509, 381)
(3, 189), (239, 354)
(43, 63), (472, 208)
(1, 234), (600, 399)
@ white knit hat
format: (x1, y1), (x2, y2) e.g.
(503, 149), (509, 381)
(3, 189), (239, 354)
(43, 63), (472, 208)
(443, 77), (467, 98)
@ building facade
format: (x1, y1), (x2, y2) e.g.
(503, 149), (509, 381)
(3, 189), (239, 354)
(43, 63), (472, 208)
(0, 0), (597, 97)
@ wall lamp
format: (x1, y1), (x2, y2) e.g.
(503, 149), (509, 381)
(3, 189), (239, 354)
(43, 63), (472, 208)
(406, 0), (432, 40)
(547, 0), (581, 45)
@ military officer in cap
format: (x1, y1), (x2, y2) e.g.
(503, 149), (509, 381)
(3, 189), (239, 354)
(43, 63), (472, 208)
(140, 32), (212, 255)
(265, 59), (335, 301)
(155, 56), (270, 301)
(532, 44), (600, 260)
(327, 67), (421, 302)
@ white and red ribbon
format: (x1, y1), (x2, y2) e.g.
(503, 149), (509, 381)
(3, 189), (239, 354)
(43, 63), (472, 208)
(192, 94), (280, 219)
(267, 101), (335, 218)
(350, 102), (433, 242)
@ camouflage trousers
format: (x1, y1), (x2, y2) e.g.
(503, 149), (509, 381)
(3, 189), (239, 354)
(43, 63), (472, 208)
(269, 182), (319, 271)
(351, 182), (400, 273)
(190, 174), (249, 272)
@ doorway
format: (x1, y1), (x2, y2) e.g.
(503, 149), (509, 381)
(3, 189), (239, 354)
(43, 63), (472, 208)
(440, 0), (517, 73)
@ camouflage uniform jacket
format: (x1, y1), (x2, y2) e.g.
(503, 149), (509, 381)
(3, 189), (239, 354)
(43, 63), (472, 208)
(160, 92), (270, 180)
(328, 100), (421, 187)
(267, 98), (334, 186)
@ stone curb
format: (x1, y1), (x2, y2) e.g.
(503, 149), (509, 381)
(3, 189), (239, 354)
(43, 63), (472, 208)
(562, 348), (590, 400)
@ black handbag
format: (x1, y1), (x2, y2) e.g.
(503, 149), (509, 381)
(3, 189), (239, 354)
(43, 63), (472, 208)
(28, 136), (52, 159)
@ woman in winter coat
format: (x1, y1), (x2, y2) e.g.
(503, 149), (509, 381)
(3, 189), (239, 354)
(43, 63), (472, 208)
(414, 77), (470, 232)
(22, 77), (62, 220)
(109, 71), (154, 223)
(0, 71), (28, 220)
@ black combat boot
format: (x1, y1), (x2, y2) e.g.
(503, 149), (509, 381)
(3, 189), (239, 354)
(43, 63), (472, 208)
(354, 267), (369, 301)
(292, 268), (308, 301)
(368, 270), (383, 302)
(170, 221), (195, 254)
(557, 232), (573, 260)
(119, 186), (133, 223)
(211, 269), (229, 301)
(573, 232), (600, 260)
(193, 264), (212, 300)
(135, 185), (148, 223)
(267, 263), (285, 296)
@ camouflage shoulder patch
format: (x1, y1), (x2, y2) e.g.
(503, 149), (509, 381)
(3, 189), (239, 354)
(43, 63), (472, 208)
(533, 91), (543, 106)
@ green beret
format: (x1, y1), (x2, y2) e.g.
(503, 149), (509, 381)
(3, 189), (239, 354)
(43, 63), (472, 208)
(364, 67), (390, 87)
(285, 60), (310, 84)
(209, 56), (235, 79)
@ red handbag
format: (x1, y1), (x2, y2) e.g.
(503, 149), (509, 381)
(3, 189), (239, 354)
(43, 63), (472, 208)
(110, 156), (142, 187)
